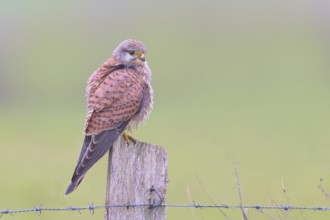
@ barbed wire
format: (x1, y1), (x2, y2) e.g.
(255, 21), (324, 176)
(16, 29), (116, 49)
(1, 179), (328, 217)
(1, 203), (330, 217)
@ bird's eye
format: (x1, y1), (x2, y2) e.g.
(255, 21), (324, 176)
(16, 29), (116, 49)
(128, 50), (136, 56)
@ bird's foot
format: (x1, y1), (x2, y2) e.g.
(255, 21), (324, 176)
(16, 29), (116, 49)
(123, 132), (136, 145)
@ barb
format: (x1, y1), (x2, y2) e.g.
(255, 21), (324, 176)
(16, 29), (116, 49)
(1, 203), (330, 217)
(33, 203), (43, 216)
(149, 185), (164, 208)
(87, 202), (95, 215)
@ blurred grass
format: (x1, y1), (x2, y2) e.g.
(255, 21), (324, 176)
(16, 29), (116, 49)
(1, 1), (330, 219)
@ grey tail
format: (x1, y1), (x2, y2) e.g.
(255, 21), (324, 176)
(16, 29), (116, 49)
(65, 177), (83, 195)
(64, 136), (91, 196)
(65, 121), (130, 196)
(65, 182), (77, 195)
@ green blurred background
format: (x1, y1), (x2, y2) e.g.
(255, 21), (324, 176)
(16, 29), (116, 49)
(1, 0), (330, 219)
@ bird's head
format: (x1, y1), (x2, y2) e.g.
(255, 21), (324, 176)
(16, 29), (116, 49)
(113, 39), (147, 67)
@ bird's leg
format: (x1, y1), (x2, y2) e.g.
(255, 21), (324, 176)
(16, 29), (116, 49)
(123, 132), (136, 145)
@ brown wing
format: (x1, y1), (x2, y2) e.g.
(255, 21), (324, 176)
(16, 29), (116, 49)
(85, 67), (145, 134)
(65, 66), (145, 195)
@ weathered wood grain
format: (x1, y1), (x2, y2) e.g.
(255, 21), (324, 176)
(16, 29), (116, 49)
(104, 137), (168, 220)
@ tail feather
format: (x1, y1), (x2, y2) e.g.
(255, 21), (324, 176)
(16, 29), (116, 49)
(65, 175), (84, 195)
(64, 136), (91, 196)
(65, 120), (130, 196)
(65, 182), (77, 196)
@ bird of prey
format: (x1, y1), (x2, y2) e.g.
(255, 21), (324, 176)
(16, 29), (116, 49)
(65, 39), (153, 195)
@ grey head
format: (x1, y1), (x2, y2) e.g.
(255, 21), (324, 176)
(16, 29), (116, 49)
(112, 39), (147, 67)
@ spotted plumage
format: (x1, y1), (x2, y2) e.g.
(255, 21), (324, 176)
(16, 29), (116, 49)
(65, 39), (153, 195)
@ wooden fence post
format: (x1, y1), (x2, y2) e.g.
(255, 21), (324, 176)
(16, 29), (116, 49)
(104, 137), (168, 220)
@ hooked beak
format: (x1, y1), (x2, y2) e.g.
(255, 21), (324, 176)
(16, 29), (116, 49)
(138, 53), (145, 62)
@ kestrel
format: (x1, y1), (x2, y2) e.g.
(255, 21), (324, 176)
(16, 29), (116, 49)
(65, 39), (153, 195)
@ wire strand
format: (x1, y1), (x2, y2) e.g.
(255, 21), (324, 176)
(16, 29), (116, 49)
(1, 203), (330, 217)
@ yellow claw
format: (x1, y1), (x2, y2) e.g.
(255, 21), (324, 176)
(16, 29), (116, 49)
(123, 132), (136, 144)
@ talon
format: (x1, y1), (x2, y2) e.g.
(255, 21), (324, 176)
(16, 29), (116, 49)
(123, 132), (136, 144)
